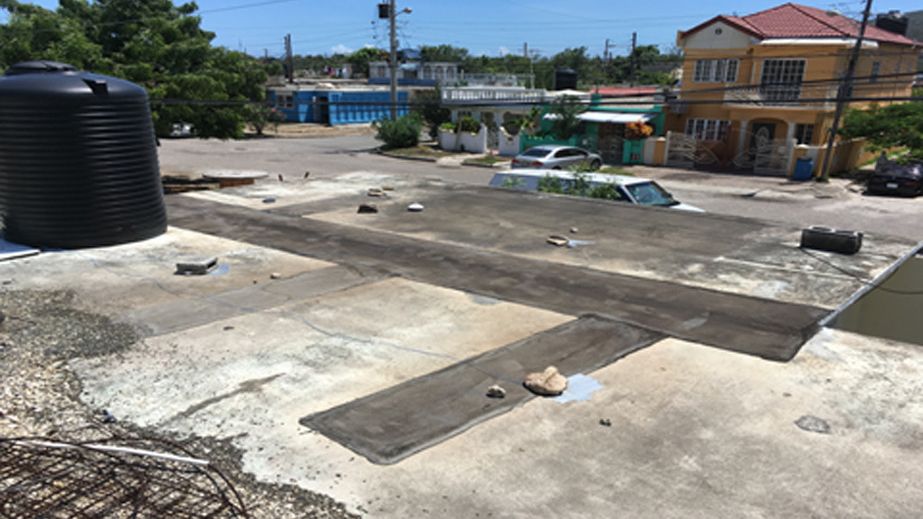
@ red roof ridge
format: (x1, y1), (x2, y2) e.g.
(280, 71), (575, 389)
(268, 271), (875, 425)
(724, 15), (762, 36)
(786, 3), (857, 36)
(679, 2), (922, 47)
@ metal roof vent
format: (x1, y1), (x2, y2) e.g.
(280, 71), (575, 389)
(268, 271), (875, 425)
(0, 62), (166, 248)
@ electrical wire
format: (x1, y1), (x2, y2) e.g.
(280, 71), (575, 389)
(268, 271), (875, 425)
(799, 247), (923, 296)
(150, 94), (922, 110)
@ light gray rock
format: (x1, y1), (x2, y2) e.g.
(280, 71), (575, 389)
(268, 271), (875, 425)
(523, 366), (567, 396)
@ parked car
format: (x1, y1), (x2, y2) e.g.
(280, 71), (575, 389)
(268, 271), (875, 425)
(168, 122), (194, 138)
(511, 145), (603, 170)
(489, 169), (704, 212)
(866, 160), (922, 197)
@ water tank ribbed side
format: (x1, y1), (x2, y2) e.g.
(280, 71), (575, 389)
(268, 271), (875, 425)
(0, 95), (166, 248)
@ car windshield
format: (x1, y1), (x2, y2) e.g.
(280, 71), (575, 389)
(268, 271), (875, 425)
(522, 147), (551, 157)
(625, 181), (678, 207)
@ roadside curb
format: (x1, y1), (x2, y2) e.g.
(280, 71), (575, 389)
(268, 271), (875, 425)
(376, 149), (438, 163)
(461, 160), (513, 169)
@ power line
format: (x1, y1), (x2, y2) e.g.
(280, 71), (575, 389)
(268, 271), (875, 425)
(0, 0), (305, 36)
(150, 94), (922, 108)
(799, 247), (923, 296)
(197, 0), (303, 15)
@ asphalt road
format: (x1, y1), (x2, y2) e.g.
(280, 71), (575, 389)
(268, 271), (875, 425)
(158, 135), (923, 241)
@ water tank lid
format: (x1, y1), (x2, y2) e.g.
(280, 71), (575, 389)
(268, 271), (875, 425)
(5, 61), (78, 76)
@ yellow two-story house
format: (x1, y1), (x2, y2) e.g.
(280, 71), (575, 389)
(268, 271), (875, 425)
(670, 3), (921, 175)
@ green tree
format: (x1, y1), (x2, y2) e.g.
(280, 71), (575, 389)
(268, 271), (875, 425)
(545, 95), (586, 139)
(347, 46), (386, 78)
(421, 44), (469, 63)
(840, 102), (923, 163)
(0, 0), (267, 139)
(412, 86), (451, 138)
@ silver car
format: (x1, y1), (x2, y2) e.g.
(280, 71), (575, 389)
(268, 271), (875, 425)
(511, 145), (603, 170)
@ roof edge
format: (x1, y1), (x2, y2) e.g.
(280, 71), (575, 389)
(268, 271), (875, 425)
(678, 15), (764, 42)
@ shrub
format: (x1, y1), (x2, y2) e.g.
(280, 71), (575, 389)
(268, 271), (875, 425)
(588, 183), (623, 201)
(457, 116), (481, 134)
(439, 121), (455, 131)
(570, 172), (591, 196)
(373, 115), (422, 149)
(537, 174), (565, 194)
(501, 117), (528, 136)
(501, 175), (525, 189)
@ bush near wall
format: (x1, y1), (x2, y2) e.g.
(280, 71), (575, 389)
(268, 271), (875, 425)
(374, 115), (422, 149)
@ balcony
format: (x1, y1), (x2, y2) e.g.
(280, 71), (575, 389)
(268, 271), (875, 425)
(440, 87), (549, 107)
(723, 84), (838, 109)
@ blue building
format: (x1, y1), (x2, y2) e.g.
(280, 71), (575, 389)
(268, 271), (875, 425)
(268, 88), (409, 125)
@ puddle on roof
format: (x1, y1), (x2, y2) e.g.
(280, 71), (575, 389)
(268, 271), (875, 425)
(830, 254), (923, 346)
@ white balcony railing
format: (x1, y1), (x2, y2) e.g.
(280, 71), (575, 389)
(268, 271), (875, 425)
(723, 85), (838, 109)
(440, 87), (548, 106)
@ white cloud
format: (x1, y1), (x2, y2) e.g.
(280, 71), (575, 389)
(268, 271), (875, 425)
(498, 46), (510, 57)
(330, 44), (353, 55)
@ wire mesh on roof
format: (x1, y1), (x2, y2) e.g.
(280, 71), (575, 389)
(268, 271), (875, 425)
(0, 435), (248, 518)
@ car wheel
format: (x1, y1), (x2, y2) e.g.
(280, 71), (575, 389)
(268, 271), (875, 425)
(590, 160), (602, 171)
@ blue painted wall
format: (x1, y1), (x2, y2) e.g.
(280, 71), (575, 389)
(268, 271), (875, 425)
(368, 78), (437, 87)
(268, 89), (409, 125)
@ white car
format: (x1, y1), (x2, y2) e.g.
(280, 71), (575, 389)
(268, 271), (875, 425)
(489, 169), (704, 212)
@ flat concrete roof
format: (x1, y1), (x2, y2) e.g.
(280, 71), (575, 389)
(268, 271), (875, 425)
(3, 174), (922, 517)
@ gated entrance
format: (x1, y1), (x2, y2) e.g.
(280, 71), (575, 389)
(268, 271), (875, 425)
(597, 123), (625, 164)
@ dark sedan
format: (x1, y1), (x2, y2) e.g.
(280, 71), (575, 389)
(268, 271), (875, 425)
(867, 161), (922, 197)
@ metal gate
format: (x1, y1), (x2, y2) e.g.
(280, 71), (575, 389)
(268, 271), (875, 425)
(665, 131), (696, 168)
(753, 138), (792, 176)
(597, 123), (625, 164)
(732, 130), (793, 176)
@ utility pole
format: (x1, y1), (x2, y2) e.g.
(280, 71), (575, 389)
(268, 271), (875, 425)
(524, 42), (534, 89)
(604, 38), (610, 62)
(388, 0), (398, 119)
(819, 0), (873, 182)
(630, 32), (637, 85)
(284, 34), (293, 84)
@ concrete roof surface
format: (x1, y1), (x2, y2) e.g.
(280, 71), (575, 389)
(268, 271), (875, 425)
(2, 174), (922, 517)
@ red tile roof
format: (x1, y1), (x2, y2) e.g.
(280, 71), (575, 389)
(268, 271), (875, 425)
(595, 86), (659, 97)
(681, 3), (922, 47)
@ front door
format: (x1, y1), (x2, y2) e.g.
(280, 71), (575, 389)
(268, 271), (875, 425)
(749, 123), (775, 152)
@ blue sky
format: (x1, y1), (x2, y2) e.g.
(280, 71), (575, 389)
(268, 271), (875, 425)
(5, 0), (922, 58)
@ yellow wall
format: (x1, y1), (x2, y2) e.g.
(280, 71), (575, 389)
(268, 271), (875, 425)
(674, 37), (920, 169)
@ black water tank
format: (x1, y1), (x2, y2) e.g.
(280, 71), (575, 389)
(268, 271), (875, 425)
(876, 12), (909, 35)
(554, 67), (578, 91)
(0, 61), (166, 248)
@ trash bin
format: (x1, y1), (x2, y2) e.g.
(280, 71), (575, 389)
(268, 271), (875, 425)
(792, 158), (814, 181)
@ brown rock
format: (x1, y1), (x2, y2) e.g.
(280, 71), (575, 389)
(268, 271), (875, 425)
(523, 366), (567, 396)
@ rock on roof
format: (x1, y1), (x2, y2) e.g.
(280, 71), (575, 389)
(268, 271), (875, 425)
(682, 2), (922, 47)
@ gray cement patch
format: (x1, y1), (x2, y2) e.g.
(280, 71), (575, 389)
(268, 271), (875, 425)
(167, 195), (827, 361)
(122, 266), (378, 336)
(302, 185), (912, 309)
(301, 316), (662, 464)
